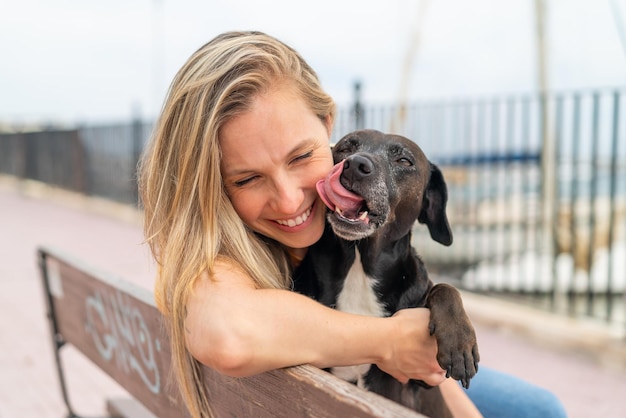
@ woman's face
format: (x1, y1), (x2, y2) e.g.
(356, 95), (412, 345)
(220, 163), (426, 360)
(219, 83), (333, 255)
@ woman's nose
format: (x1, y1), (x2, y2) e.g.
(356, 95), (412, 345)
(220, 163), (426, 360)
(270, 176), (304, 215)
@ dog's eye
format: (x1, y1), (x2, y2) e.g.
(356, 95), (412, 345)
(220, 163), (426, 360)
(333, 138), (359, 155)
(396, 157), (413, 167)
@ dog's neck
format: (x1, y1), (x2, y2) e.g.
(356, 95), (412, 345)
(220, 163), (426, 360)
(356, 228), (414, 274)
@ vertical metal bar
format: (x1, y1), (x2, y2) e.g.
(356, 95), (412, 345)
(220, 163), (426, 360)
(606, 91), (620, 320)
(474, 101), (493, 290)
(521, 96), (532, 287)
(536, 91), (549, 293)
(489, 97), (504, 288)
(454, 101), (463, 261)
(466, 100), (476, 270)
(569, 94), (581, 312)
(586, 92), (601, 315)
(552, 94), (564, 306)
(505, 96), (516, 285)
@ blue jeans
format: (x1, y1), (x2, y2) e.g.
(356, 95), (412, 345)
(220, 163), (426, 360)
(463, 367), (568, 418)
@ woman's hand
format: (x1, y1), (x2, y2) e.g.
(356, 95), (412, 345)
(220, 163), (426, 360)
(377, 308), (447, 386)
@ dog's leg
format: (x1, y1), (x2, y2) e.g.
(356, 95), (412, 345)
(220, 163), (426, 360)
(426, 283), (480, 388)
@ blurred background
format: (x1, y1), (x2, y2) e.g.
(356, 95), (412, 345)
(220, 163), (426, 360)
(1, 0), (626, 415)
(2, 0), (624, 324)
(1, 0), (626, 124)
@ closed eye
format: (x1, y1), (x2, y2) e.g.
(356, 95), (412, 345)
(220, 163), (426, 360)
(396, 157), (413, 166)
(333, 138), (359, 156)
(233, 175), (259, 187)
(290, 150), (313, 164)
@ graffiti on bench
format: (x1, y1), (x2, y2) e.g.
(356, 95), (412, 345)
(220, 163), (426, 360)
(85, 289), (162, 394)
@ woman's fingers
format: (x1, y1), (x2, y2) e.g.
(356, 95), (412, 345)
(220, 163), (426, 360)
(375, 308), (448, 386)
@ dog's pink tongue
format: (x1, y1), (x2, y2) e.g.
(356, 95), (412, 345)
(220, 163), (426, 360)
(316, 161), (364, 217)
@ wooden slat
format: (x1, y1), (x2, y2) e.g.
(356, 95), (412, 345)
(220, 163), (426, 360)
(39, 246), (424, 418)
(203, 365), (425, 418)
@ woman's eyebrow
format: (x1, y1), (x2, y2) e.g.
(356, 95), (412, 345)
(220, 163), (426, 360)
(223, 137), (320, 178)
(287, 137), (319, 155)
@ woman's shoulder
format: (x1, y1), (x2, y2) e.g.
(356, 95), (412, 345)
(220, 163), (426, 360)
(204, 256), (257, 289)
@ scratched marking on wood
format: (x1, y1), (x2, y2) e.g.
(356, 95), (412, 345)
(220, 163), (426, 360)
(85, 289), (162, 394)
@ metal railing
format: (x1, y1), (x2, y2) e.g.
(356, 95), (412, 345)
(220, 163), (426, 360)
(332, 89), (626, 326)
(1, 88), (624, 327)
(0, 119), (152, 205)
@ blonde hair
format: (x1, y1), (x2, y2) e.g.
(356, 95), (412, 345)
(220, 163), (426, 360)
(138, 31), (335, 418)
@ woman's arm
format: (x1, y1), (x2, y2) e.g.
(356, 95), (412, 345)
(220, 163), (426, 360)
(439, 378), (483, 418)
(184, 260), (447, 386)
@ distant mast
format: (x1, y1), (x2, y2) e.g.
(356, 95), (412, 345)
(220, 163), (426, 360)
(391, 0), (430, 134)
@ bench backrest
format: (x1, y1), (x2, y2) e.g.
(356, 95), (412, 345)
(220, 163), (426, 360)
(39, 246), (423, 418)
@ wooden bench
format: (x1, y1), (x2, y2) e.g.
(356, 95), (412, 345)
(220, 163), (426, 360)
(38, 246), (425, 418)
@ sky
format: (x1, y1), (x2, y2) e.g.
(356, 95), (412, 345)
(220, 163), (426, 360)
(1, 0), (626, 125)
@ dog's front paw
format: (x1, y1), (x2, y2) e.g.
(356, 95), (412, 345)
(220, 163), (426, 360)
(427, 284), (480, 388)
(430, 317), (479, 388)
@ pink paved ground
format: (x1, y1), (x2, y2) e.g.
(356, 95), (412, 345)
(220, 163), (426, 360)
(1, 182), (625, 417)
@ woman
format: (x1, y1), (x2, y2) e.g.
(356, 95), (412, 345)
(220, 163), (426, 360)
(138, 31), (566, 418)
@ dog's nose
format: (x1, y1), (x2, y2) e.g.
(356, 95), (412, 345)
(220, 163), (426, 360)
(343, 155), (373, 179)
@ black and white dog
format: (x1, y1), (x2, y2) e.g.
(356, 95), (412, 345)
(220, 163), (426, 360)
(293, 129), (479, 417)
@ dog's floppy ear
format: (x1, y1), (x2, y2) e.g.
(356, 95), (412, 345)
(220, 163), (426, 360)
(418, 163), (453, 246)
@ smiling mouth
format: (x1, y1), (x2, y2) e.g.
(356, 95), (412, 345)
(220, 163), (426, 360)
(275, 206), (312, 227)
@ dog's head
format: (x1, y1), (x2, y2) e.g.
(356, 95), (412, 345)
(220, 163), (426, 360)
(316, 129), (452, 245)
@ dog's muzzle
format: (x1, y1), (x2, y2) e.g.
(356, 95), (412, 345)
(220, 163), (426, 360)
(316, 157), (389, 240)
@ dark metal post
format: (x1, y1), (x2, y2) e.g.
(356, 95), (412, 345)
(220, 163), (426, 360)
(569, 94), (581, 306)
(551, 95), (564, 305)
(607, 91), (620, 321)
(352, 80), (364, 131)
(586, 92), (601, 315)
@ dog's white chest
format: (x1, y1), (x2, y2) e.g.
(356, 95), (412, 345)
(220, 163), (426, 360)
(336, 249), (386, 317)
(333, 249), (386, 386)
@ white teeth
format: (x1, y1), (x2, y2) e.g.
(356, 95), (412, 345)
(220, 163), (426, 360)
(277, 207), (311, 227)
(335, 206), (369, 222)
